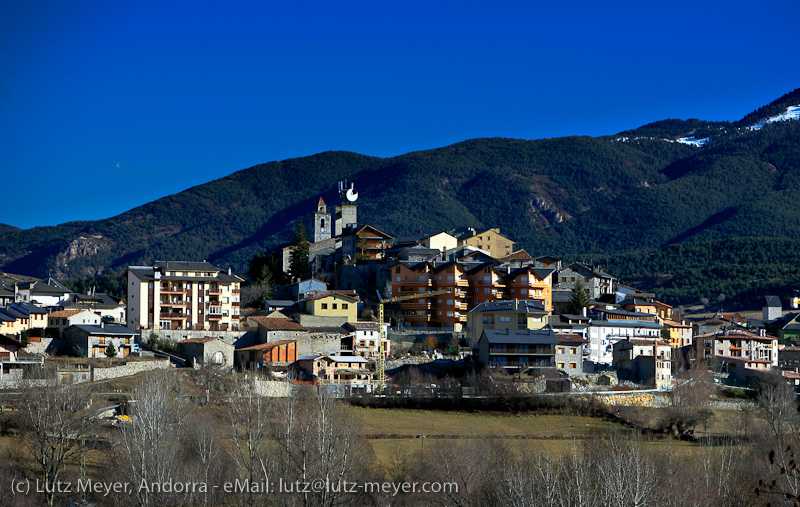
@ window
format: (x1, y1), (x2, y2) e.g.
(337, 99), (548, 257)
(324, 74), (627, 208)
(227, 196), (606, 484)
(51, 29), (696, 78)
(446, 299), (454, 305)
(396, 276), (401, 282)
(520, 276), (528, 282)
(332, 303), (338, 310)
(482, 315), (494, 324)
(484, 288), (490, 294)
(342, 304), (348, 310)
(499, 316), (511, 323)
(520, 289), (527, 295)
(558, 362), (565, 369)
(518, 315), (525, 325)
(446, 311), (454, 317)
(321, 303), (328, 310)
(571, 347), (577, 354)
(395, 266), (400, 273)
(570, 362), (577, 369)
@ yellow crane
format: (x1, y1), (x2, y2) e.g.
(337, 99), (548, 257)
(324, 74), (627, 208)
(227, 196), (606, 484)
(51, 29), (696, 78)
(376, 288), (453, 387)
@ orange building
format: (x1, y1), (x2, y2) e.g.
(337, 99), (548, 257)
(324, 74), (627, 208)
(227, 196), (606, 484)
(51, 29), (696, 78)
(235, 339), (298, 371)
(389, 261), (555, 332)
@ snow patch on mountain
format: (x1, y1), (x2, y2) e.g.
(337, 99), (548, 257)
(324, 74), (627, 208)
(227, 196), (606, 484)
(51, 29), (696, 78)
(676, 136), (710, 147)
(748, 105), (800, 131)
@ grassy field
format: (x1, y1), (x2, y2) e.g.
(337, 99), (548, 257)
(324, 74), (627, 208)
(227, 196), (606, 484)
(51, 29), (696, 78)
(351, 405), (753, 467)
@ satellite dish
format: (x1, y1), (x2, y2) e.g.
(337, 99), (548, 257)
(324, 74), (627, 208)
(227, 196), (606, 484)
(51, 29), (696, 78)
(346, 188), (359, 202)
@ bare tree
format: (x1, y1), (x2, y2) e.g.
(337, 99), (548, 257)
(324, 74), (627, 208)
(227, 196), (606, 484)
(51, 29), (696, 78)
(757, 371), (800, 440)
(226, 370), (277, 507)
(19, 381), (93, 506)
(272, 385), (372, 507)
(115, 370), (189, 506)
(660, 362), (714, 438)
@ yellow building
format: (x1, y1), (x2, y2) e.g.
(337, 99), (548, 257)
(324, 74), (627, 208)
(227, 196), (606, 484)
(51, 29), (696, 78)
(304, 291), (359, 321)
(454, 228), (515, 259)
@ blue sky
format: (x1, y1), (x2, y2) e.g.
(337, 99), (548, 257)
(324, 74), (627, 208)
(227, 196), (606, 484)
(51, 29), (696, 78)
(2, 1), (799, 230)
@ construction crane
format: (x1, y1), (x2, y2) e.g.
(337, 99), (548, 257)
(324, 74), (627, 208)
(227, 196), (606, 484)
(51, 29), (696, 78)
(376, 288), (453, 387)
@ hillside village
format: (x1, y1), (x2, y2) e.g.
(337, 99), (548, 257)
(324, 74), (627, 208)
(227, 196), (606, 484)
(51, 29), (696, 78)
(2, 180), (800, 395)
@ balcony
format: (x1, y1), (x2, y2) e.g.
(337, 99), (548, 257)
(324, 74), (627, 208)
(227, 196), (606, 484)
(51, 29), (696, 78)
(160, 285), (186, 294)
(208, 314), (223, 320)
(160, 299), (186, 307)
(208, 287), (222, 295)
(159, 312), (187, 320)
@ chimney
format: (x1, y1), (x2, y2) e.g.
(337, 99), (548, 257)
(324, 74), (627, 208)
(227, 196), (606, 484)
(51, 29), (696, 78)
(582, 306), (587, 318)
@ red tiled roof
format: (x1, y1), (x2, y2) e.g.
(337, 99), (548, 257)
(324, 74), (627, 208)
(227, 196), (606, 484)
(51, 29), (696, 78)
(498, 249), (533, 261)
(48, 310), (84, 318)
(556, 333), (587, 344)
(249, 317), (308, 332)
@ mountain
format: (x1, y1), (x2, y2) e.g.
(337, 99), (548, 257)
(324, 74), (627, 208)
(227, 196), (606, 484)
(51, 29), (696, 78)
(2, 88), (800, 304)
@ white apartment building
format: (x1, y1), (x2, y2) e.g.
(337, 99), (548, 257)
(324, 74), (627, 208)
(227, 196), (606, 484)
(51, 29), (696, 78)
(125, 261), (243, 332)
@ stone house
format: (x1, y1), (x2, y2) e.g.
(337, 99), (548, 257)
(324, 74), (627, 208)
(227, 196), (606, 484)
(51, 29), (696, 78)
(64, 323), (138, 358)
(247, 314), (309, 344)
(556, 263), (615, 300)
(613, 339), (672, 389)
(555, 333), (587, 376)
(177, 337), (234, 368)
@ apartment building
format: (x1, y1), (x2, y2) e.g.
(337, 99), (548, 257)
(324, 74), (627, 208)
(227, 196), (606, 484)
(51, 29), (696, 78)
(389, 260), (554, 332)
(125, 261), (243, 331)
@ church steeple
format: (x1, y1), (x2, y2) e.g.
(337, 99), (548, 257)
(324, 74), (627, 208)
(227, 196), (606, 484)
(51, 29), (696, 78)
(312, 197), (331, 243)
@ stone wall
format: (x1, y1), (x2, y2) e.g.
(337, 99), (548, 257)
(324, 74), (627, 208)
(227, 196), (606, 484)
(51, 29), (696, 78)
(298, 333), (342, 357)
(25, 337), (55, 355)
(92, 359), (172, 381)
(145, 329), (254, 348)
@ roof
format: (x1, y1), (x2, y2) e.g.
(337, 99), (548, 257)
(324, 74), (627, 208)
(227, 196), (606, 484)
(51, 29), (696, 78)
(127, 263), (243, 283)
(265, 300), (295, 307)
(236, 339), (296, 352)
(48, 310), (85, 318)
(506, 267), (556, 281)
(249, 317), (308, 332)
(343, 224), (394, 240)
(480, 328), (558, 345)
(763, 295), (782, 308)
(305, 290), (359, 302)
(556, 333), (587, 344)
(13, 302), (48, 314)
(345, 322), (379, 330)
(68, 324), (137, 336)
(61, 292), (124, 307)
(498, 249), (533, 262)
(590, 320), (662, 329)
(564, 262), (615, 280)
(17, 278), (71, 294)
(598, 308), (655, 319)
